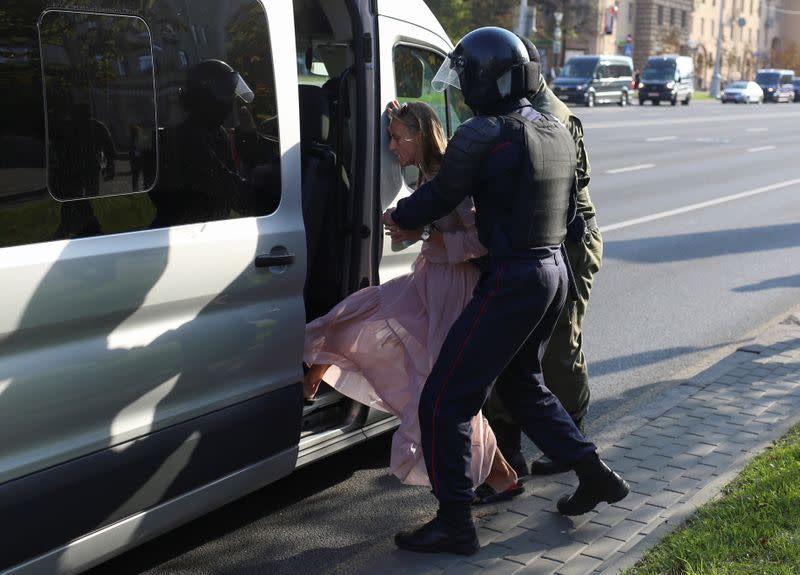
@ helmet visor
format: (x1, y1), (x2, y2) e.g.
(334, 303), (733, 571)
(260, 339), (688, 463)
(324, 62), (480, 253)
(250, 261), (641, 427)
(234, 73), (255, 103)
(432, 55), (462, 92)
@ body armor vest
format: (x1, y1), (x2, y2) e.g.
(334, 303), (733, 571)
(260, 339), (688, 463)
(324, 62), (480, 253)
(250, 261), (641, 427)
(477, 110), (576, 250)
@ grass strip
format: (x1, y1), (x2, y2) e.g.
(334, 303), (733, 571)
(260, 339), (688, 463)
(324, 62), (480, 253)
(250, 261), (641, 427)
(624, 422), (800, 575)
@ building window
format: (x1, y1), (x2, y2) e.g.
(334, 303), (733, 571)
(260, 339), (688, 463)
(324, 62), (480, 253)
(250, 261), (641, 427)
(628, 1), (633, 22)
(712, 20), (715, 36)
(670, 8), (675, 26)
(701, 17), (705, 35)
(658, 5), (664, 25)
(749, 0), (753, 13)
(681, 10), (687, 28)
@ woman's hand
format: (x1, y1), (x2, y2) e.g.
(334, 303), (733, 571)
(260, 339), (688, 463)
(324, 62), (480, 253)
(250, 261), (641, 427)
(385, 100), (401, 113)
(385, 225), (422, 243)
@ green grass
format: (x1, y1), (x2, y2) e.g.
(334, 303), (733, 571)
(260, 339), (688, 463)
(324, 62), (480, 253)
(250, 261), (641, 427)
(623, 423), (800, 575)
(692, 91), (714, 101)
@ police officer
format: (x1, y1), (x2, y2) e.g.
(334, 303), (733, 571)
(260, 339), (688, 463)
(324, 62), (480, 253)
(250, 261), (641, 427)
(383, 27), (628, 555)
(485, 36), (602, 477)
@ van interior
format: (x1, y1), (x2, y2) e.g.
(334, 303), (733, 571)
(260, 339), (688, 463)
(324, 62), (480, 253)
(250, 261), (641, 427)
(293, 0), (379, 443)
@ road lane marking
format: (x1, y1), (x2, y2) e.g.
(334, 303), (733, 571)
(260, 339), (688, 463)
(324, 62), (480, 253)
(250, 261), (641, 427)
(588, 110), (800, 129)
(646, 136), (677, 142)
(607, 164), (655, 174)
(747, 145), (776, 152)
(746, 127), (769, 132)
(603, 178), (800, 232)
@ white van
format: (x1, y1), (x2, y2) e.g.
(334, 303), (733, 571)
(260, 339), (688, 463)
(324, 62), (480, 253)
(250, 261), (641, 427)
(0, 1), (468, 573)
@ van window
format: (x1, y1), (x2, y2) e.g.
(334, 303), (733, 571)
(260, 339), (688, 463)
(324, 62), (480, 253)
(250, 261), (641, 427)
(0, 0), (281, 249)
(560, 58), (597, 79)
(40, 11), (158, 200)
(642, 59), (677, 82)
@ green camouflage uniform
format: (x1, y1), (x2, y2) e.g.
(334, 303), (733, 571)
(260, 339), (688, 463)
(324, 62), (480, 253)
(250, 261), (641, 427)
(485, 78), (601, 437)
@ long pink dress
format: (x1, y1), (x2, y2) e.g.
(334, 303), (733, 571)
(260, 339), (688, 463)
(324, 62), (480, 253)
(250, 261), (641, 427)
(304, 198), (497, 487)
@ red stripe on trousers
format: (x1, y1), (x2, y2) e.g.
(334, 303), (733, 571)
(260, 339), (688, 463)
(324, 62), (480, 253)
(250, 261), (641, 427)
(430, 264), (505, 497)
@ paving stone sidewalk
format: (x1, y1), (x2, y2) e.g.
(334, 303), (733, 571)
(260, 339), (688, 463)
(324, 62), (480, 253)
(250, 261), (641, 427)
(361, 311), (800, 575)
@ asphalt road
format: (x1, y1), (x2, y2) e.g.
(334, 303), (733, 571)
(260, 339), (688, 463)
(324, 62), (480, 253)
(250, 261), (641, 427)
(87, 99), (800, 575)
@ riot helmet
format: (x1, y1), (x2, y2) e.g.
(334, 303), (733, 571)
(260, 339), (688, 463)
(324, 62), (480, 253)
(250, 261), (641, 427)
(181, 59), (254, 126)
(432, 27), (530, 113)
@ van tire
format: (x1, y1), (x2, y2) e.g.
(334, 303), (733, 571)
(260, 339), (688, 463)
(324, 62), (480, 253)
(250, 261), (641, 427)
(619, 91), (628, 106)
(682, 94), (691, 106)
(586, 93), (595, 108)
(638, 96), (645, 106)
(670, 94), (678, 106)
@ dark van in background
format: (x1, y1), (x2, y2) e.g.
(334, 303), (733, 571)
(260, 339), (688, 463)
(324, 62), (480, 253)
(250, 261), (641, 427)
(754, 68), (795, 102)
(638, 55), (694, 105)
(551, 55), (634, 107)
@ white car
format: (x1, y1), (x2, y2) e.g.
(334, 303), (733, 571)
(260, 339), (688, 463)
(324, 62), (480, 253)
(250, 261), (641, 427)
(721, 81), (764, 103)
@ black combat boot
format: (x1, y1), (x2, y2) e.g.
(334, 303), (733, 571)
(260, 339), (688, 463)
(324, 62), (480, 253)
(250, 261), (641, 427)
(492, 420), (528, 477)
(557, 452), (630, 516)
(394, 501), (479, 555)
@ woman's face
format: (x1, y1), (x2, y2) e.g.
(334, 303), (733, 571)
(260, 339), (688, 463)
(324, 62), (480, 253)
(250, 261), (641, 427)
(387, 119), (420, 168)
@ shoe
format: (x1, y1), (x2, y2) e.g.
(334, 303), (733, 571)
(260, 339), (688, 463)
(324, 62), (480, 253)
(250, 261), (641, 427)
(394, 516), (479, 555)
(529, 457), (571, 475)
(506, 450), (529, 477)
(472, 481), (525, 505)
(557, 453), (630, 516)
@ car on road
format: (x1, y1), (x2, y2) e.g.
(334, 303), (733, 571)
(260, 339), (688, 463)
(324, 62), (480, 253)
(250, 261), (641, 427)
(638, 55), (694, 106)
(754, 68), (795, 102)
(721, 81), (764, 104)
(551, 55), (634, 107)
(793, 79), (800, 102)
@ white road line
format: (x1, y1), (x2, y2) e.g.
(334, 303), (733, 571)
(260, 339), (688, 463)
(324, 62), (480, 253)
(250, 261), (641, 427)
(645, 136), (677, 142)
(746, 127), (769, 132)
(607, 164), (655, 174)
(747, 145), (776, 153)
(603, 178), (800, 233)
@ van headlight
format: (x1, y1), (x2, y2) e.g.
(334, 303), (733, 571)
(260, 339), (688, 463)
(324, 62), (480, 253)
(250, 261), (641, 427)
(577, 84), (587, 91)
(666, 81), (675, 90)
(638, 82), (644, 89)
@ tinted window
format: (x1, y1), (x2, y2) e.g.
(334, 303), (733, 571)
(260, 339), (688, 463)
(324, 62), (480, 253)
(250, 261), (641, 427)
(560, 58), (598, 78)
(0, 0), (281, 249)
(40, 12), (158, 200)
(642, 59), (676, 82)
(755, 72), (780, 84)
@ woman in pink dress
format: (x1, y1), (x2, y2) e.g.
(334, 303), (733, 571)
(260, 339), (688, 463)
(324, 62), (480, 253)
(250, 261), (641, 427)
(304, 101), (522, 503)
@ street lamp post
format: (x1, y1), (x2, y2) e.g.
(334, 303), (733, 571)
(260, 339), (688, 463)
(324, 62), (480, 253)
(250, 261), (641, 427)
(553, 11), (563, 67)
(710, 0), (726, 98)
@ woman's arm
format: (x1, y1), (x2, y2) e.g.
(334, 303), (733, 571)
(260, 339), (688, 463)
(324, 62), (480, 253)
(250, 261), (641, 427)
(439, 201), (487, 264)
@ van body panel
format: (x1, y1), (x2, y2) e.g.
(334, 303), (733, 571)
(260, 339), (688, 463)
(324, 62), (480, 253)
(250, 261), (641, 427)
(552, 55), (633, 107)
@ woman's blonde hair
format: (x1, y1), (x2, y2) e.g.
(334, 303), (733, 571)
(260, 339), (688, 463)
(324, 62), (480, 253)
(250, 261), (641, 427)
(389, 101), (446, 184)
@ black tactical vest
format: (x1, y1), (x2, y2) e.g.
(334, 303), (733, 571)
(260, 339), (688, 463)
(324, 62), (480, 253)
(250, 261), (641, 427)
(478, 110), (576, 250)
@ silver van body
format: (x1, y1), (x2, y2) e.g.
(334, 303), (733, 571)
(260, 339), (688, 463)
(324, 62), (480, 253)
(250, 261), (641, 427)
(0, 1), (462, 573)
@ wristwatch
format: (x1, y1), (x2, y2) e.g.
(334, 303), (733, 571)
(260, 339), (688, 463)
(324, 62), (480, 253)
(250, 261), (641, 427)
(420, 224), (432, 242)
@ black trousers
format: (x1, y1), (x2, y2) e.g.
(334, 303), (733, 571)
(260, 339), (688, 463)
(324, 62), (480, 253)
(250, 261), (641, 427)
(419, 250), (597, 503)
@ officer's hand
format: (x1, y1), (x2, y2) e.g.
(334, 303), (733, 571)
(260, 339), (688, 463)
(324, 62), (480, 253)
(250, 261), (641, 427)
(382, 208), (396, 227)
(385, 226), (421, 243)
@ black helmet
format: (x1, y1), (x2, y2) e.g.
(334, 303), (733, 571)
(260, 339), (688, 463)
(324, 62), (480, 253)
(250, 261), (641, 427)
(432, 27), (530, 113)
(181, 59), (254, 125)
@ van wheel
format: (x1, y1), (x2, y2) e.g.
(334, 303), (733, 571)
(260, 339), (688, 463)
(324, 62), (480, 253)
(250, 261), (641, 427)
(670, 94), (678, 106)
(638, 97), (646, 106)
(681, 94), (691, 106)
(619, 91), (628, 106)
(586, 93), (595, 107)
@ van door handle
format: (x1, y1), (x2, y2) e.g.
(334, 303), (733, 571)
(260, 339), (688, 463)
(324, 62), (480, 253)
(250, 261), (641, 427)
(254, 253), (295, 268)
